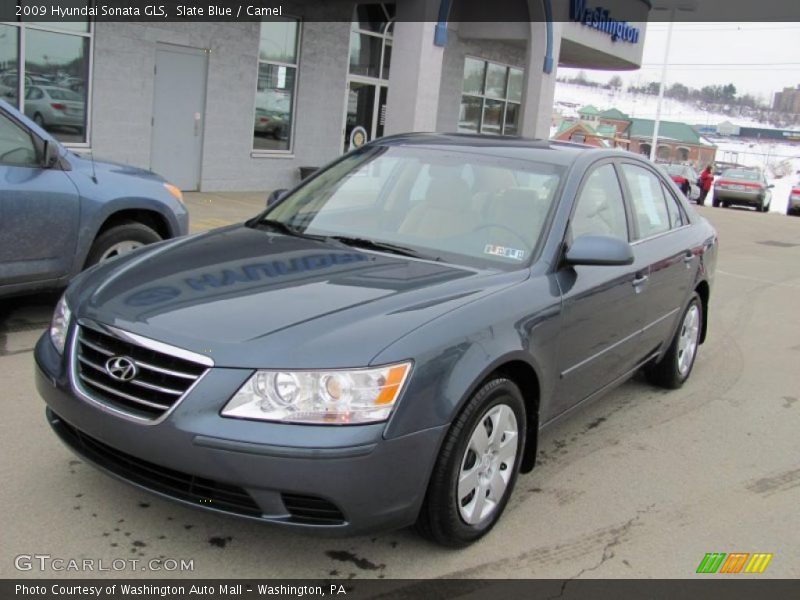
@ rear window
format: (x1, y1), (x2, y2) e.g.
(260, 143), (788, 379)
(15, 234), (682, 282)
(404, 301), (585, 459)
(722, 169), (759, 181)
(46, 88), (82, 101)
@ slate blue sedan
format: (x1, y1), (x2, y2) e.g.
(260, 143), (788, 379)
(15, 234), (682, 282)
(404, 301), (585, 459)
(35, 134), (717, 546)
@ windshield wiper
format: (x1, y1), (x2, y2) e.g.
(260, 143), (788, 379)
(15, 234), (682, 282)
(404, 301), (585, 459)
(329, 236), (438, 261)
(253, 218), (325, 240)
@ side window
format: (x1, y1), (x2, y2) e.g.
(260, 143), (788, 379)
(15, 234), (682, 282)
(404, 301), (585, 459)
(661, 183), (686, 228)
(0, 111), (38, 167)
(571, 163), (629, 241)
(621, 164), (670, 239)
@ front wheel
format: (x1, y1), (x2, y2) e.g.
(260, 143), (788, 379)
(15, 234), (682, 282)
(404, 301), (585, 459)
(84, 222), (162, 268)
(645, 293), (703, 389)
(416, 378), (526, 547)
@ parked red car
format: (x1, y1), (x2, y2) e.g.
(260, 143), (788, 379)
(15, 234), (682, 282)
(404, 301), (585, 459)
(788, 182), (800, 216)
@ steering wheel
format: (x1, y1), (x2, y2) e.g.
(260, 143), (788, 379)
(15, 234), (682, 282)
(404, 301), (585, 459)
(472, 223), (532, 252)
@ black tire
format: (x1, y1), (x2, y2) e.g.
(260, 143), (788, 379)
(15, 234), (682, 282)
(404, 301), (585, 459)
(33, 113), (45, 127)
(416, 378), (526, 547)
(711, 195), (720, 208)
(84, 222), (161, 268)
(759, 199), (769, 213)
(645, 293), (703, 389)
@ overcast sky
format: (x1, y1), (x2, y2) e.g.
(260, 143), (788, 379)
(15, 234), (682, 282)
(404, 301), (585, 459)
(559, 22), (800, 102)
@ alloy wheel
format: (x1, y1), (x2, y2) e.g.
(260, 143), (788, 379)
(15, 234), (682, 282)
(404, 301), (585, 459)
(457, 403), (519, 525)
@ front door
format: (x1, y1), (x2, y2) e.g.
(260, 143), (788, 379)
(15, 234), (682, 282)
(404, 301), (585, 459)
(150, 44), (208, 191)
(343, 81), (388, 152)
(0, 108), (79, 286)
(551, 162), (646, 418)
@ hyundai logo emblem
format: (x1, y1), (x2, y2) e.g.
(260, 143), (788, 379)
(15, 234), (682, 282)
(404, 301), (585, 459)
(105, 356), (138, 382)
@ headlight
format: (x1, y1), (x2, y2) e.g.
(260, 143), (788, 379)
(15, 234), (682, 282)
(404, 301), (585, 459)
(221, 362), (412, 424)
(49, 294), (72, 355)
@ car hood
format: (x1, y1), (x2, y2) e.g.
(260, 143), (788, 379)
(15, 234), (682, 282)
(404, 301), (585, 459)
(69, 152), (165, 182)
(70, 225), (528, 368)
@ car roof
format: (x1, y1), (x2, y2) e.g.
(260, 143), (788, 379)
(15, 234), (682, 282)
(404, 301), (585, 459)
(373, 132), (624, 167)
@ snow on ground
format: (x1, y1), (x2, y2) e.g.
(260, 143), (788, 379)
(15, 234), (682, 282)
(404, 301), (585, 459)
(554, 82), (772, 128)
(554, 82), (800, 215)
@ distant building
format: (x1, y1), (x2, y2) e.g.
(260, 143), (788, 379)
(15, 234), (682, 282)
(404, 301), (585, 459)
(627, 118), (716, 167)
(773, 85), (800, 113)
(716, 121), (740, 136)
(555, 106), (717, 168)
(553, 119), (615, 147)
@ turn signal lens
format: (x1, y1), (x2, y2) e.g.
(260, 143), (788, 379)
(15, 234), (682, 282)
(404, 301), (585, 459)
(163, 183), (184, 204)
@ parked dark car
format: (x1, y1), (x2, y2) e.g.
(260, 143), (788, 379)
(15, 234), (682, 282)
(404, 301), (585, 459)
(0, 100), (189, 298)
(35, 134), (717, 547)
(712, 168), (773, 212)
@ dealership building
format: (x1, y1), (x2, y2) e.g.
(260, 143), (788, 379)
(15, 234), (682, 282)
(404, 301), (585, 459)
(0, 0), (648, 191)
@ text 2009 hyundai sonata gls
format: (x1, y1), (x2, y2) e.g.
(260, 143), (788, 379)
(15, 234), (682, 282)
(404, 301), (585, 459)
(35, 134), (717, 546)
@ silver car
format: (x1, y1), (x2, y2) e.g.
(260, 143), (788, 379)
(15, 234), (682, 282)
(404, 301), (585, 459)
(23, 85), (85, 131)
(712, 168), (773, 212)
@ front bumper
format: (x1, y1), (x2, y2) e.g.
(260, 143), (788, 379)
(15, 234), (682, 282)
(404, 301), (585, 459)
(35, 332), (445, 535)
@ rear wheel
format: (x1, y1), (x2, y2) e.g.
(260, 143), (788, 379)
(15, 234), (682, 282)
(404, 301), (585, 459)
(645, 293), (703, 389)
(33, 113), (45, 127)
(711, 195), (720, 208)
(84, 222), (162, 268)
(416, 378), (525, 547)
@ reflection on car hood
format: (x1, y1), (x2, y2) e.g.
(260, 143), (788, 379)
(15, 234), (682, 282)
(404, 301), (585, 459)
(71, 225), (527, 368)
(71, 154), (164, 182)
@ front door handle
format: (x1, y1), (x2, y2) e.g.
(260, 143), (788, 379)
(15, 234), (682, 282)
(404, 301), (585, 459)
(632, 273), (649, 288)
(683, 252), (694, 265)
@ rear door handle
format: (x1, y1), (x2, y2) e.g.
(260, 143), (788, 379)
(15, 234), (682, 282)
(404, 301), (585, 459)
(683, 252), (694, 264)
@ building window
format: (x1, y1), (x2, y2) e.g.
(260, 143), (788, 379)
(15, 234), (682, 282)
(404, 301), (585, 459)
(0, 21), (92, 145)
(459, 57), (522, 136)
(253, 18), (301, 153)
(349, 3), (394, 80)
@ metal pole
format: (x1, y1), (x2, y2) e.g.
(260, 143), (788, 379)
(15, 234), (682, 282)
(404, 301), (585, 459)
(650, 10), (675, 162)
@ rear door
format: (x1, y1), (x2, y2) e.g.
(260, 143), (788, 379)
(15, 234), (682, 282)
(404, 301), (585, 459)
(618, 161), (696, 357)
(553, 161), (647, 415)
(0, 107), (80, 286)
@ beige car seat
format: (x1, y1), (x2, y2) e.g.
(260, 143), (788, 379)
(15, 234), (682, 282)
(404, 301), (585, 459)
(399, 166), (479, 238)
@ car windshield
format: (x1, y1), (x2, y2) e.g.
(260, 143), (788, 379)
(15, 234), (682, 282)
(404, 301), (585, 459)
(259, 145), (565, 270)
(722, 169), (759, 181)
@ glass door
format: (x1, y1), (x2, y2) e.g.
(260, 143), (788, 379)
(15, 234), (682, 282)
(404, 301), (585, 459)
(344, 81), (376, 152)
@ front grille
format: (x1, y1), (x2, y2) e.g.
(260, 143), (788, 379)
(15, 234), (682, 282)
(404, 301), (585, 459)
(282, 493), (346, 525)
(51, 412), (263, 517)
(74, 325), (206, 420)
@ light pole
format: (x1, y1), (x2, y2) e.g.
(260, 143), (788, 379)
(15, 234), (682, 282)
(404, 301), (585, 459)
(649, 12), (674, 162)
(649, 1), (697, 163)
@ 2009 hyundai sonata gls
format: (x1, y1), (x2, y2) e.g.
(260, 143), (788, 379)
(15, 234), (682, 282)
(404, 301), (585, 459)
(36, 134), (717, 546)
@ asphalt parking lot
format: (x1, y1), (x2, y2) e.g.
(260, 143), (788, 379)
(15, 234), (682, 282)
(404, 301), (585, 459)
(1, 201), (798, 580)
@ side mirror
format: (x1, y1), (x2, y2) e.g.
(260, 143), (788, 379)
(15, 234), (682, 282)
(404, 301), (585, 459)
(565, 235), (634, 267)
(42, 140), (59, 168)
(266, 188), (288, 208)
(766, 184), (775, 189)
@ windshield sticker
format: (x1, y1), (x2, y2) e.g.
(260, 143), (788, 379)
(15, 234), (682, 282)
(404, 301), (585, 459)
(484, 244), (525, 261)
